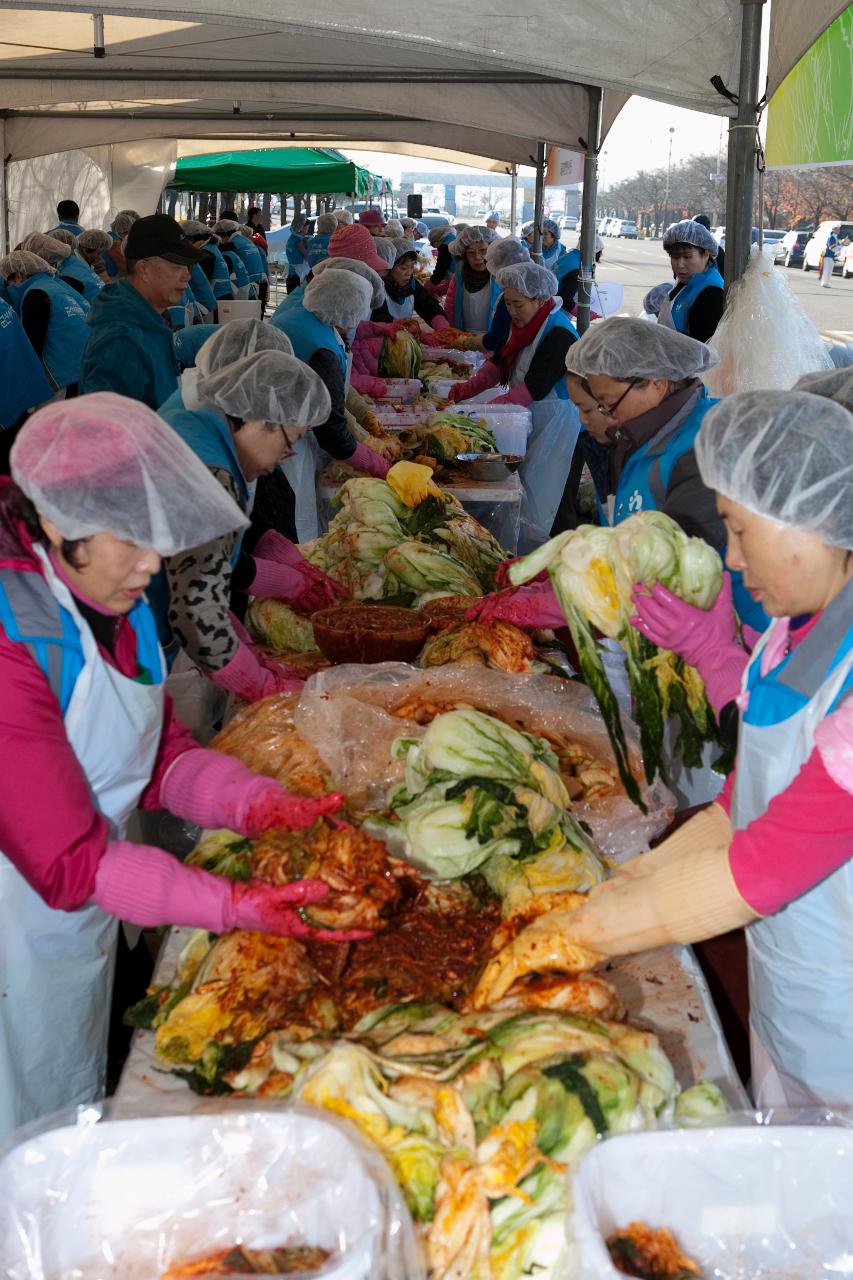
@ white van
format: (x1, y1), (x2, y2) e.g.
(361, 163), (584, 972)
(803, 221), (853, 273)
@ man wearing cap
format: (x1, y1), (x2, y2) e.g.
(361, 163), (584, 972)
(80, 214), (206, 410)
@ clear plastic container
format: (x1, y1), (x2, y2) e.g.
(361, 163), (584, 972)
(377, 379), (422, 403)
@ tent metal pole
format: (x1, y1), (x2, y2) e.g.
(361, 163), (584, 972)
(724, 0), (765, 286)
(531, 140), (545, 262)
(509, 162), (518, 232)
(576, 85), (603, 336)
(0, 119), (8, 255)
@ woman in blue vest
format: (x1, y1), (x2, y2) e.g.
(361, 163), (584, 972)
(0, 392), (359, 1140)
(22, 232), (104, 305)
(449, 260), (580, 550)
(480, 235), (531, 353)
(158, 336), (342, 703)
(478, 389), (853, 1110)
(270, 268), (391, 478)
(285, 214), (310, 293)
(0, 250), (90, 397)
(658, 219), (725, 343)
(76, 229), (113, 284)
(0, 298), (53, 432)
(181, 220), (234, 303)
(213, 219), (267, 297)
(306, 213), (338, 269)
(523, 217), (567, 271)
(370, 238), (451, 332)
(443, 226), (501, 332)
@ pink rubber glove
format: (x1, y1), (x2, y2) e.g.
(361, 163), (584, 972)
(466, 579), (566, 627)
(160, 748), (343, 836)
(349, 441), (391, 478)
(492, 383), (534, 407)
(431, 314), (451, 332)
(210, 639), (303, 702)
(252, 531), (346, 610)
(250, 555), (305, 600)
(351, 337), (384, 378)
(350, 372), (388, 398)
(92, 841), (369, 939)
(354, 319), (397, 340)
(630, 573), (748, 714)
(447, 359), (501, 404)
(252, 529), (304, 568)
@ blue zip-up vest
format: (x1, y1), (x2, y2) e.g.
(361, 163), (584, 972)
(0, 301), (53, 426)
(222, 246), (251, 293)
(306, 233), (331, 269)
(0, 564), (164, 716)
(269, 297), (347, 378)
(452, 263), (501, 330)
(189, 261), (217, 314)
(553, 248), (581, 281)
(511, 306), (577, 400)
(227, 233), (266, 285)
(101, 237), (120, 279)
(7, 273), (89, 390)
(201, 242), (234, 300)
(612, 391), (716, 526)
(58, 254), (103, 304)
(270, 285), (306, 324)
(48, 220), (85, 237)
(166, 287), (195, 329)
(285, 233), (308, 268)
(542, 240), (568, 268)
(172, 324), (219, 369)
(668, 265), (724, 335)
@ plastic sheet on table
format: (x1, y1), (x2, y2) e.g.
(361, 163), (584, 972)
(293, 662), (674, 855)
(0, 1101), (424, 1280)
(566, 1112), (853, 1279)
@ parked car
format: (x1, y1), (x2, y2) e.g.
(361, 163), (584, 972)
(761, 229), (786, 255)
(559, 214), (578, 231)
(597, 216), (611, 234)
(712, 225), (758, 250)
(803, 221), (853, 273)
(419, 213), (453, 231)
(775, 229), (810, 268)
(613, 219), (638, 238)
(842, 242), (853, 279)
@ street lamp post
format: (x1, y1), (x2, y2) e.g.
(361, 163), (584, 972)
(663, 126), (675, 234)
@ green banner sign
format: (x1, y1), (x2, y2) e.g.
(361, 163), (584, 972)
(766, 8), (853, 168)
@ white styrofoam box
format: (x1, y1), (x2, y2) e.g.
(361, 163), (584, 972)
(424, 347), (485, 370)
(217, 298), (263, 323)
(567, 1126), (853, 1279)
(378, 379), (422, 403)
(1, 1109), (419, 1280)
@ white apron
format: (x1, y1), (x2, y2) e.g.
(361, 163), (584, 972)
(732, 619), (853, 1109)
(0, 552), (165, 1141)
(462, 282), (492, 332)
(385, 293), (416, 320)
(511, 305), (581, 552)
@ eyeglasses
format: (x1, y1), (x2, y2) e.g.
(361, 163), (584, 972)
(581, 377), (642, 417)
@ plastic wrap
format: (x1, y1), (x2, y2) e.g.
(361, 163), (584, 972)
(0, 1102), (424, 1280)
(705, 245), (833, 396)
(566, 1115), (853, 1279)
(211, 692), (330, 796)
(292, 662), (674, 855)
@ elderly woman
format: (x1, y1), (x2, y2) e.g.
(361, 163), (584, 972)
(478, 390), (853, 1111)
(181, 220), (234, 304)
(285, 214), (310, 293)
(21, 232), (103, 304)
(370, 238), (450, 331)
(76, 229), (113, 284)
(384, 218), (405, 239)
(213, 219), (266, 299)
(658, 219), (725, 341)
(0, 393), (361, 1139)
(358, 208), (386, 237)
(307, 212), (339, 269)
(270, 269), (391, 479)
(0, 250), (89, 398)
(427, 223), (458, 293)
(478, 235), (531, 353)
(102, 208), (139, 278)
(443, 225), (500, 332)
(523, 217), (567, 270)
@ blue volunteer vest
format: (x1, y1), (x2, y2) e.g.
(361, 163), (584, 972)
(0, 565), (164, 716)
(7, 272), (89, 389)
(269, 297), (347, 379)
(189, 262), (217, 314)
(307, 233), (331, 268)
(270, 285), (306, 323)
(200, 242), (234, 299)
(553, 248), (581, 281)
(172, 324), (219, 369)
(514, 306), (577, 400)
(228, 233), (266, 285)
(222, 247), (250, 292)
(668, 265), (724, 335)
(612, 392), (716, 526)
(542, 240), (568, 268)
(0, 301), (53, 426)
(285, 234), (308, 268)
(58, 254), (103, 303)
(452, 262), (501, 330)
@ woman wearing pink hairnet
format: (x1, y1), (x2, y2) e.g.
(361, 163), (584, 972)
(0, 393), (366, 1142)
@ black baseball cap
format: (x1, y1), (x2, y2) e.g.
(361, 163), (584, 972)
(124, 213), (206, 265)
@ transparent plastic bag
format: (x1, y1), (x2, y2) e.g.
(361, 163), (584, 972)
(705, 245), (833, 396)
(566, 1110), (853, 1279)
(0, 1101), (425, 1280)
(293, 662), (674, 855)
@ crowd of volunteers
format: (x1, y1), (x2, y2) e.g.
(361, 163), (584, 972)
(0, 192), (851, 1147)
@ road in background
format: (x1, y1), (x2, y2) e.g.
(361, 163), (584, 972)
(562, 233), (852, 347)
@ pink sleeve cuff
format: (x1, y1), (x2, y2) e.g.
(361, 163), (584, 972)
(492, 383), (534, 407)
(160, 747), (273, 833)
(431, 314), (451, 331)
(93, 839), (231, 931)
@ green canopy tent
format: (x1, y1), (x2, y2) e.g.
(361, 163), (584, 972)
(167, 146), (388, 197)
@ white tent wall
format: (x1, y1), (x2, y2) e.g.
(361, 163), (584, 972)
(7, 147), (111, 245)
(110, 138), (177, 217)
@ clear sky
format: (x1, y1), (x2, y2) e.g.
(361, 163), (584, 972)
(343, 96), (729, 189)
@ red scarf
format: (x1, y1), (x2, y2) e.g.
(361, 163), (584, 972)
(495, 297), (555, 383)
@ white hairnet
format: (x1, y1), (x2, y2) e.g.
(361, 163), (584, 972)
(315, 212), (338, 236)
(10, 392), (248, 555)
(450, 225), (498, 258)
(565, 316), (719, 381)
(388, 237), (418, 264)
(495, 261), (558, 299)
(486, 235), (530, 274)
(695, 390), (853, 548)
(400, 217), (416, 230)
(427, 225), (452, 248)
(663, 219), (719, 259)
(50, 228), (79, 249)
(196, 351), (332, 426)
(311, 255), (386, 308)
(521, 222), (534, 237)
(643, 282), (674, 316)
(0, 251), (55, 281)
(415, 221), (428, 238)
(180, 219), (210, 237)
(370, 238), (397, 268)
(304, 269), (374, 329)
(196, 319), (293, 377)
(334, 209), (354, 225)
(542, 217), (562, 239)
(77, 229), (111, 252)
(111, 210), (139, 237)
(21, 233), (72, 265)
(213, 219), (241, 237)
(385, 218), (404, 238)
(794, 366), (853, 413)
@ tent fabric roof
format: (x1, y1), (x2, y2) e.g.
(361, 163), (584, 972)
(166, 147), (387, 195)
